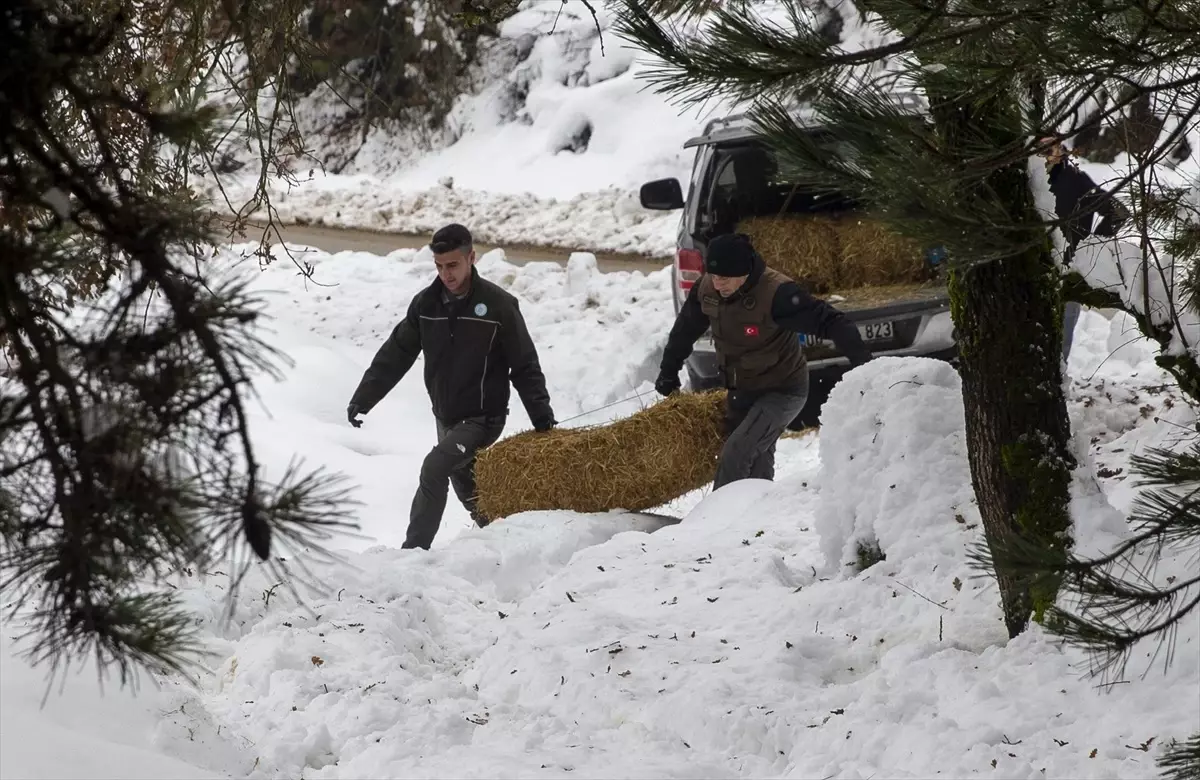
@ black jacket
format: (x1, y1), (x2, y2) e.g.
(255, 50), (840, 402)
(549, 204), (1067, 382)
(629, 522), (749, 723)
(349, 268), (555, 428)
(660, 256), (872, 386)
(1048, 160), (1128, 256)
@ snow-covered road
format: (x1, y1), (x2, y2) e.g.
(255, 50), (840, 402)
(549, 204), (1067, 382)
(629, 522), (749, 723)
(224, 222), (670, 275)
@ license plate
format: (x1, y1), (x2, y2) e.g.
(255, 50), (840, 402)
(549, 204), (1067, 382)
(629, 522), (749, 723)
(860, 321), (894, 341)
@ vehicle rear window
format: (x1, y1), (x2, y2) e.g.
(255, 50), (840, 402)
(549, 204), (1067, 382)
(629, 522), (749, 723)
(706, 140), (860, 236)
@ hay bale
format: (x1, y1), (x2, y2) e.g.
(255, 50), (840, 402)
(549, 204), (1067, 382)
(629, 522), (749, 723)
(737, 214), (929, 292)
(475, 391), (727, 522)
(834, 218), (928, 288)
(739, 215), (840, 293)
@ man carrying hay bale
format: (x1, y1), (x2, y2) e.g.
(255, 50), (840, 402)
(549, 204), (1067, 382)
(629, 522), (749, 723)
(345, 223), (557, 550)
(655, 232), (872, 488)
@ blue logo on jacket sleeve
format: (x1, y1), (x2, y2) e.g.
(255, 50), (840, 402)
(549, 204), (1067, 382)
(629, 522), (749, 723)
(474, 303), (488, 317)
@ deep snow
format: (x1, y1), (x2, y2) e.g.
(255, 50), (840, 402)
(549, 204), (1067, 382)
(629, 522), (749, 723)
(0, 628), (222, 780)
(11, 1), (1200, 775)
(3, 244), (1197, 780)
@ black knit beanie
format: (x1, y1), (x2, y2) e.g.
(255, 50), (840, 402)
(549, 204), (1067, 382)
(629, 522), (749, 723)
(705, 233), (757, 277)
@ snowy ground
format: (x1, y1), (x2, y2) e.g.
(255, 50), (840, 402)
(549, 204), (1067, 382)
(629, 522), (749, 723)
(3, 244), (1197, 780)
(0, 628), (222, 780)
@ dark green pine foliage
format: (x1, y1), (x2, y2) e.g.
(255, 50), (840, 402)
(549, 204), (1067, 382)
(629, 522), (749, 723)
(0, 0), (357, 684)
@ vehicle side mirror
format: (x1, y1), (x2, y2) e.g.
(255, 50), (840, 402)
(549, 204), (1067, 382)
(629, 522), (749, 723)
(639, 178), (685, 210)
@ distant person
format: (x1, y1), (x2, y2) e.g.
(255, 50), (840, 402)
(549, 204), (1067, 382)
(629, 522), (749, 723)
(346, 223), (556, 550)
(1039, 137), (1130, 359)
(655, 233), (872, 489)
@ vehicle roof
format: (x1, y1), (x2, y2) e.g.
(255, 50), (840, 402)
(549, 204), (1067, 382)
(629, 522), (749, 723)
(683, 93), (927, 149)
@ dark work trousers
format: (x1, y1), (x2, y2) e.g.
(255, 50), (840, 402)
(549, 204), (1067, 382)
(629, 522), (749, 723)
(404, 415), (506, 550)
(714, 388), (809, 490)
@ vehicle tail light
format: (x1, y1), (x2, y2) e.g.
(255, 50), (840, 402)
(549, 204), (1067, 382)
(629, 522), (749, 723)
(676, 248), (703, 291)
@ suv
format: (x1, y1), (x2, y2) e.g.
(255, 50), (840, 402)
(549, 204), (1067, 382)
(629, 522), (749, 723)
(639, 108), (958, 428)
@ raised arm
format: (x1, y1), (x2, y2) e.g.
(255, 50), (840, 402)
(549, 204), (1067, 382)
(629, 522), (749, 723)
(771, 282), (872, 366)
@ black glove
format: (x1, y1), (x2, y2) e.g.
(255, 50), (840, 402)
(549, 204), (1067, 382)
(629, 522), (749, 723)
(347, 403), (365, 428)
(533, 417), (556, 433)
(655, 372), (682, 398)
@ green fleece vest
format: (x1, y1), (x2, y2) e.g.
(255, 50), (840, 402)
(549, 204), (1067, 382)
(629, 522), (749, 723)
(697, 268), (807, 392)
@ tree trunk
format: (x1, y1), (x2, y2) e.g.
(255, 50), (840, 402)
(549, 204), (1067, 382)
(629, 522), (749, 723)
(931, 90), (1076, 638)
(950, 233), (1075, 637)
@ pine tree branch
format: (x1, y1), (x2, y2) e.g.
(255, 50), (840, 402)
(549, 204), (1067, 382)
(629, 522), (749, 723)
(616, 0), (1034, 109)
(0, 1), (360, 682)
(1158, 732), (1200, 780)
(978, 440), (1200, 678)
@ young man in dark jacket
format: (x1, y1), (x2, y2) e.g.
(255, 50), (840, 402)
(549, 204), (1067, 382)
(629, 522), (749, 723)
(1040, 138), (1130, 359)
(347, 223), (556, 549)
(1043, 138), (1128, 254)
(655, 232), (872, 489)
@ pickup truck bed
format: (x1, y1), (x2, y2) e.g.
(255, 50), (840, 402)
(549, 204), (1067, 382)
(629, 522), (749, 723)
(824, 280), (948, 311)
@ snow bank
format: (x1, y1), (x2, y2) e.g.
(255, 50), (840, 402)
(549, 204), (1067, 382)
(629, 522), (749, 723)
(328, 0), (900, 203)
(1067, 307), (1160, 380)
(815, 356), (980, 577)
(375, 3), (711, 200)
(174, 365), (1198, 779)
(157, 510), (676, 779)
(1071, 237), (1200, 357)
(216, 179), (683, 257)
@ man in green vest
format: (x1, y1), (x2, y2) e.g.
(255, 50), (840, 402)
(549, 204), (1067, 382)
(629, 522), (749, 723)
(655, 232), (872, 489)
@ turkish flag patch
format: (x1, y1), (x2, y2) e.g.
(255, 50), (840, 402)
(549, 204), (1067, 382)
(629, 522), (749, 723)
(744, 325), (760, 337)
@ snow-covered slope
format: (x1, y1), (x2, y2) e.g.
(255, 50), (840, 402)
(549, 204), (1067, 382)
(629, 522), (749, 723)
(208, 2), (726, 257)
(5, 245), (1195, 779)
(351, 5), (709, 198)
(210, 1), (1200, 266)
